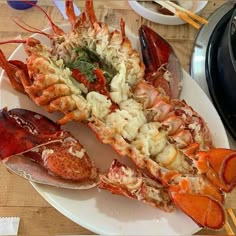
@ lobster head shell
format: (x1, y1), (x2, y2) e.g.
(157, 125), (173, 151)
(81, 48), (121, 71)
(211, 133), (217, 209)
(139, 25), (183, 99)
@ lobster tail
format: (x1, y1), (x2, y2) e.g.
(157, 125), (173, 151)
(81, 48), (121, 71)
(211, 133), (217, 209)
(169, 192), (225, 229)
(198, 149), (236, 192)
(167, 174), (226, 229)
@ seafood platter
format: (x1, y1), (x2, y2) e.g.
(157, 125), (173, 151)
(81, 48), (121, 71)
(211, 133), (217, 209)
(0, 0), (236, 234)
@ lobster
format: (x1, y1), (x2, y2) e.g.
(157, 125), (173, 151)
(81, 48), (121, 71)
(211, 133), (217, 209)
(0, 0), (235, 230)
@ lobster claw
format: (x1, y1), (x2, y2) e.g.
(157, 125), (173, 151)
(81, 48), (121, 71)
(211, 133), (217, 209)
(0, 108), (99, 189)
(139, 25), (182, 99)
(0, 107), (62, 159)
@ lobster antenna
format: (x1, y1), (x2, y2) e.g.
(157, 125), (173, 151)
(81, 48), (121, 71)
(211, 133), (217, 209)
(22, 0), (64, 36)
(0, 39), (27, 45)
(120, 18), (126, 38)
(13, 16), (46, 33)
(11, 17), (54, 38)
(85, 0), (98, 26)
(66, 0), (77, 26)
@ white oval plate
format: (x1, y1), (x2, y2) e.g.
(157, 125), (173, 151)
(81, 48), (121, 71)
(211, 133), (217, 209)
(128, 1), (208, 25)
(0, 24), (229, 235)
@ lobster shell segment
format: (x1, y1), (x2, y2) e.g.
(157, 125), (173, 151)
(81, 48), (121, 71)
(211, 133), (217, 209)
(139, 25), (182, 99)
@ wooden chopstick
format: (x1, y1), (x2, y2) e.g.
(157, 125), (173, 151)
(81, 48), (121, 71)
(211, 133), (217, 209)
(225, 208), (236, 235)
(167, 1), (208, 24)
(225, 221), (234, 235)
(227, 208), (236, 226)
(155, 1), (208, 29)
(175, 10), (201, 29)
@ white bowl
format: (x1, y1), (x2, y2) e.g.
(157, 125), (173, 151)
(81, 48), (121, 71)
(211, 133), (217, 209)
(128, 1), (208, 25)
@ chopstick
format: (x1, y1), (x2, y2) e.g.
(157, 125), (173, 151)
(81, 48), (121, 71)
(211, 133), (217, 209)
(225, 208), (236, 235)
(154, 1), (208, 29)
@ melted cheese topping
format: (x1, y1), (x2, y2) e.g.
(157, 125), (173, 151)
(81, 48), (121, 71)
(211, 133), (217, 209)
(163, 70), (171, 82)
(144, 185), (162, 202)
(68, 147), (85, 159)
(156, 145), (177, 166)
(42, 149), (54, 164)
(132, 122), (165, 157)
(110, 62), (130, 104)
(105, 99), (146, 141)
(87, 91), (112, 120)
(119, 166), (143, 190)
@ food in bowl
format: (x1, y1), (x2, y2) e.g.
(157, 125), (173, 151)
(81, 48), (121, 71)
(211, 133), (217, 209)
(129, 0), (208, 25)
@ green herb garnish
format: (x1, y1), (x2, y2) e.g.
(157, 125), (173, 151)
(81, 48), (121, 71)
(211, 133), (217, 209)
(66, 47), (117, 83)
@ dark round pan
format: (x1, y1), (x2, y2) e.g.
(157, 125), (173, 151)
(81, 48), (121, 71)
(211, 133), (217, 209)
(206, 6), (236, 139)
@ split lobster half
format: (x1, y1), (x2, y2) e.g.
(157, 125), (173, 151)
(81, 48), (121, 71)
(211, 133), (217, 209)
(0, 0), (236, 231)
(99, 25), (236, 230)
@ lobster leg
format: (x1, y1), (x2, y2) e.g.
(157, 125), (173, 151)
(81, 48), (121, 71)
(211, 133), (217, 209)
(0, 40), (41, 94)
(139, 25), (182, 99)
(0, 50), (25, 93)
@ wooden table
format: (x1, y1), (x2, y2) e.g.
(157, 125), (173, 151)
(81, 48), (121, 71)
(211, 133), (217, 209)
(0, 0), (235, 235)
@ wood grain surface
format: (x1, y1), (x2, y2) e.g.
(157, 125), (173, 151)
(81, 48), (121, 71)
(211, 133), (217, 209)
(0, 0), (234, 235)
